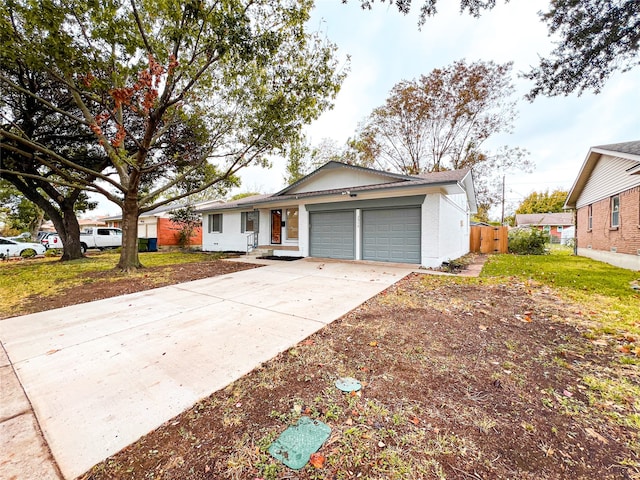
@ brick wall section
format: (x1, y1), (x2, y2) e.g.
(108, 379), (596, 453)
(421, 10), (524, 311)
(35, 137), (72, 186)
(157, 218), (202, 246)
(577, 186), (640, 255)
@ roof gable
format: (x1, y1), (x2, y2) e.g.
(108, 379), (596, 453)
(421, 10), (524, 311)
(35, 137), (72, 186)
(197, 162), (476, 213)
(565, 140), (640, 209)
(276, 161), (415, 196)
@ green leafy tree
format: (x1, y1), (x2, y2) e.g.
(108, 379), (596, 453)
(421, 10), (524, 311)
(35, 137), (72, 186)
(515, 189), (569, 214)
(229, 191), (262, 201)
(1, 0), (345, 271)
(169, 205), (201, 250)
(284, 136), (343, 185)
(0, 62), (106, 260)
(0, 181), (43, 236)
(355, 0), (639, 98)
(347, 60), (531, 210)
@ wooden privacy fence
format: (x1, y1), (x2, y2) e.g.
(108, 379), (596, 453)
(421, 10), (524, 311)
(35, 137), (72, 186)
(470, 226), (508, 254)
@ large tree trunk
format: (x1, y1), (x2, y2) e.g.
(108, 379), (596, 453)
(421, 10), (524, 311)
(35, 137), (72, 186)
(58, 205), (84, 261)
(6, 176), (86, 261)
(117, 194), (142, 271)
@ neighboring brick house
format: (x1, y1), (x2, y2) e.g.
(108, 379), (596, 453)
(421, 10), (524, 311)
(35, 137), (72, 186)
(104, 200), (222, 248)
(515, 213), (574, 243)
(564, 140), (640, 271)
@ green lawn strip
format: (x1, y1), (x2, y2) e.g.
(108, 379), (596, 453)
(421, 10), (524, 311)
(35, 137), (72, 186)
(0, 251), (223, 316)
(481, 247), (640, 337)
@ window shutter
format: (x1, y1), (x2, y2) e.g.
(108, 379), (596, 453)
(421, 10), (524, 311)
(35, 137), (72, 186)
(241, 212), (246, 233)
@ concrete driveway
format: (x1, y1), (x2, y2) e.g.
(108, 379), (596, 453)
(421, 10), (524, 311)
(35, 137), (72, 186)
(0, 258), (414, 479)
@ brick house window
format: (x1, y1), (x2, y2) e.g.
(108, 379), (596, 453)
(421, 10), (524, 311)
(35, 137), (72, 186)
(587, 204), (593, 231)
(611, 195), (620, 228)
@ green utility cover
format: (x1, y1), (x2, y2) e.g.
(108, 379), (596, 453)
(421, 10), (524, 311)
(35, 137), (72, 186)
(335, 377), (361, 392)
(268, 416), (331, 470)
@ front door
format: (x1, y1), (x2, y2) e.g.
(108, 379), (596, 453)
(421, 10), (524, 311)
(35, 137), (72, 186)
(271, 209), (282, 244)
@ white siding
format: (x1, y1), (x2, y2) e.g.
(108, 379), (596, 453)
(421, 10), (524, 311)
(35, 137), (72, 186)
(137, 216), (158, 238)
(288, 169), (402, 194)
(438, 195), (470, 262)
(420, 193), (469, 268)
(421, 194), (441, 267)
(202, 212), (248, 252)
(576, 155), (640, 208)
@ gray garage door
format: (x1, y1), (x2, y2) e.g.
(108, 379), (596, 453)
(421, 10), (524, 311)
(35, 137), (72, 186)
(362, 208), (421, 263)
(310, 211), (355, 259)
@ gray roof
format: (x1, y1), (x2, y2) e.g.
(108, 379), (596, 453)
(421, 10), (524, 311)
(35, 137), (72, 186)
(515, 213), (574, 226)
(594, 140), (640, 156)
(198, 166), (472, 212)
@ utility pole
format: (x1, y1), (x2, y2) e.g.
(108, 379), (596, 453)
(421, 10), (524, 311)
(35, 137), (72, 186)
(501, 174), (505, 225)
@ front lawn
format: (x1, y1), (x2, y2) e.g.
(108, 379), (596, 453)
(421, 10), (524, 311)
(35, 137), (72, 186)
(0, 251), (238, 319)
(482, 246), (640, 337)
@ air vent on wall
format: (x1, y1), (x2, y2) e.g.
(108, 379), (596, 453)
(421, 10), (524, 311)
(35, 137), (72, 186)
(611, 247), (617, 253)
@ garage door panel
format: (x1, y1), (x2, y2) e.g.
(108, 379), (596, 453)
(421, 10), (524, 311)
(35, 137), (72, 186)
(362, 208), (421, 264)
(310, 211), (355, 260)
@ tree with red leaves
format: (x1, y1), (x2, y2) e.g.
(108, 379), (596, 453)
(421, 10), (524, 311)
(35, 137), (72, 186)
(1, 0), (345, 270)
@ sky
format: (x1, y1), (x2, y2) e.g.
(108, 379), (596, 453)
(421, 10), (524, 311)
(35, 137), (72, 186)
(94, 0), (640, 220)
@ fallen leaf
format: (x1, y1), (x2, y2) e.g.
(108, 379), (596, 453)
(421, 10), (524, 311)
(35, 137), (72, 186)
(309, 453), (325, 469)
(409, 416), (420, 426)
(369, 341), (378, 347)
(479, 325), (488, 331)
(345, 418), (353, 425)
(562, 390), (573, 397)
(591, 339), (607, 346)
(378, 441), (386, 448)
(301, 339), (314, 346)
(619, 345), (631, 354)
(585, 427), (608, 444)
(46, 349), (59, 355)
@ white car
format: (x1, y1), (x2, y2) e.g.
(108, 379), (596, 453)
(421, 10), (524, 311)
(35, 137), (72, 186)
(0, 237), (47, 258)
(40, 232), (63, 249)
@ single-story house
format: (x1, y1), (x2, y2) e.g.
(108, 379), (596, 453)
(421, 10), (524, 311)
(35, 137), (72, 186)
(104, 200), (222, 248)
(198, 161), (477, 268)
(515, 212), (574, 243)
(564, 140), (640, 271)
(41, 217), (106, 232)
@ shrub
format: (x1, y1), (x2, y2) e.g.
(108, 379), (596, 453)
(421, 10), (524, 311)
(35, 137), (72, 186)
(508, 227), (548, 255)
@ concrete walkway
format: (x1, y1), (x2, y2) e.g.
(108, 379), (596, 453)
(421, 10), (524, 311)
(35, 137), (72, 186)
(0, 259), (415, 480)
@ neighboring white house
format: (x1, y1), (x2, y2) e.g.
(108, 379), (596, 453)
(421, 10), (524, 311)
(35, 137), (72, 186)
(198, 161), (477, 268)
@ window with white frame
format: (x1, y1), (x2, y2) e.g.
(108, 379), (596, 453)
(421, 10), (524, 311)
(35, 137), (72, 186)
(208, 213), (222, 233)
(285, 208), (299, 239)
(241, 211), (259, 233)
(587, 204), (593, 230)
(611, 195), (620, 227)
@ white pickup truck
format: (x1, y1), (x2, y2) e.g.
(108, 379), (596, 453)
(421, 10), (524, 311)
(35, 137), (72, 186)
(80, 227), (123, 253)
